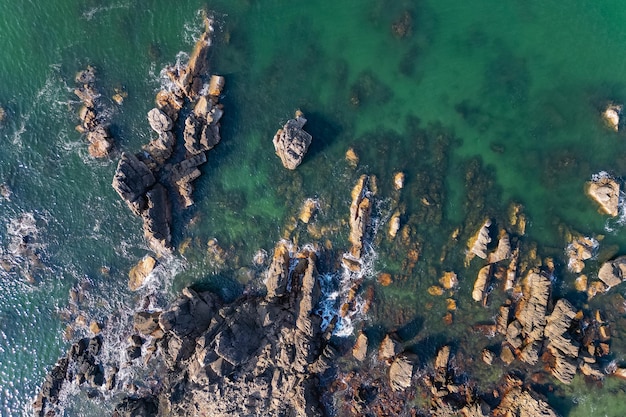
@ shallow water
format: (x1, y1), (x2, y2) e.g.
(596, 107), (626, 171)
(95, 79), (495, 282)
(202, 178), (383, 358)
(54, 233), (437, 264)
(2, 0), (626, 415)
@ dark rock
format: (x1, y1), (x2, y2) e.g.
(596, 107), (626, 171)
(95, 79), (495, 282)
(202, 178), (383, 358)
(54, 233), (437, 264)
(141, 184), (172, 254)
(134, 311), (162, 336)
(112, 153), (156, 215)
(113, 396), (158, 417)
(272, 112), (313, 170)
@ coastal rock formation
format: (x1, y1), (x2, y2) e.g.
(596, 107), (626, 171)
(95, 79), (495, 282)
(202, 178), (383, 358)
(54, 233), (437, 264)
(597, 255), (626, 288)
(273, 110), (313, 170)
(566, 235), (598, 273)
(33, 336), (104, 416)
(342, 175), (373, 271)
(586, 172), (620, 217)
(137, 243), (332, 416)
(488, 229), (511, 264)
(466, 219), (492, 264)
(493, 376), (558, 417)
(472, 265), (492, 303)
(74, 66), (114, 158)
(112, 17), (225, 252)
(544, 299), (579, 384)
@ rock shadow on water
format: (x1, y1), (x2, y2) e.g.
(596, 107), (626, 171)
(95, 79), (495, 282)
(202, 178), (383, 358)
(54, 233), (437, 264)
(299, 111), (343, 162)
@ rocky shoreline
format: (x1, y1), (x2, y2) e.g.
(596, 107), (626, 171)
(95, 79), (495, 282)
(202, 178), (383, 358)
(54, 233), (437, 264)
(33, 14), (626, 417)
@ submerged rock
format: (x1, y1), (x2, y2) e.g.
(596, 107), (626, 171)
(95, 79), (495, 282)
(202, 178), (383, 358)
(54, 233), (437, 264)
(273, 111), (313, 170)
(586, 172), (620, 217)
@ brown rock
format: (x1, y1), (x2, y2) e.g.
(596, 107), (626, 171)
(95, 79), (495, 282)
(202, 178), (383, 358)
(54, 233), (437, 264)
(128, 255), (157, 291)
(345, 147), (359, 167)
(299, 198), (318, 224)
(466, 219), (492, 264)
(574, 275), (588, 292)
(389, 355), (413, 391)
(208, 75), (225, 97)
(352, 332), (368, 362)
(378, 272), (392, 286)
(586, 173), (620, 217)
(273, 112), (313, 170)
(379, 335), (400, 361)
(439, 271), (458, 290)
(602, 103), (622, 131)
(472, 265), (491, 302)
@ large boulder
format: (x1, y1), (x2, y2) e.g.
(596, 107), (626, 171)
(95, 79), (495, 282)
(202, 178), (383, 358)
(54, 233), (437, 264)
(598, 256), (626, 288)
(141, 184), (172, 254)
(273, 111), (313, 170)
(586, 173), (620, 217)
(147, 108), (173, 134)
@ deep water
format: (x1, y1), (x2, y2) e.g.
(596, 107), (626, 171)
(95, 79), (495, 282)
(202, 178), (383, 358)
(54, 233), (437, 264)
(2, 0), (626, 415)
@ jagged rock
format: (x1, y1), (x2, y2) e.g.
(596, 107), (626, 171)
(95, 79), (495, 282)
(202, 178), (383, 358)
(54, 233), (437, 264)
(493, 376), (558, 417)
(435, 346), (451, 372)
(586, 173), (620, 217)
(388, 211), (401, 239)
(33, 336), (104, 416)
(265, 241), (291, 301)
(440, 271), (458, 290)
(134, 311), (162, 337)
(208, 75), (225, 97)
(466, 219), (492, 263)
(566, 235), (598, 273)
(273, 112), (313, 170)
(515, 271), (551, 365)
(379, 335), (401, 361)
(156, 90), (184, 121)
(544, 299), (579, 384)
(472, 265), (491, 302)
(128, 255), (157, 291)
(170, 153), (207, 207)
(488, 229), (511, 264)
(112, 153), (156, 214)
(389, 355), (414, 391)
(352, 332), (368, 361)
(147, 108), (173, 134)
(597, 256), (626, 288)
(299, 198), (318, 224)
(504, 246), (519, 291)
(113, 396), (158, 417)
(482, 349), (494, 365)
(141, 184), (172, 254)
(393, 172), (405, 190)
(148, 242), (330, 416)
(602, 103), (622, 131)
(342, 175), (372, 270)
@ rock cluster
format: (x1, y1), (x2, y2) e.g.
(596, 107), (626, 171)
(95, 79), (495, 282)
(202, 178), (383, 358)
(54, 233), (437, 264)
(273, 110), (313, 170)
(586, 172), (620, 217)
(74, 66), (114, 158)
(33, 336), (104, 416)
(112, 17), (224, 253)
(126, 242), (332, 416)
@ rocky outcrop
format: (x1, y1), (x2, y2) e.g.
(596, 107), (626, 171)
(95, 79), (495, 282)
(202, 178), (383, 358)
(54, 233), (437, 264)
(33, 336), (103, 417)
(273, 110), (313, 170)
(602, 103), (622, 131)
(466, 219), (492, 264)
(493, 376), (558, 417)
(586, 172), (620, 217)
(342, 175), (373, 271)
(488, 229), (511, 264)
(112, 17), (225, 252)
(472, 265), (492, 303)
(515, 271), (551, 364)
(74, 66), (114, 158)
(389, 355), (414, 391)
(544, 299), (579, 384)
(597, 255), (626, 288)
(99, 242), (334, 417)
(566, 235), (598, 273)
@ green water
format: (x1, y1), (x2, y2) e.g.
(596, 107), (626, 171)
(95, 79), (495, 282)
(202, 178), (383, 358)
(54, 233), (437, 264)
(2, 0), (626, 415)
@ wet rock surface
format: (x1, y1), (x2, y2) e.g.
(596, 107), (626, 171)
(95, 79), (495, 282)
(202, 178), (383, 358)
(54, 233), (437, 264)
(586, 172), (620, 217)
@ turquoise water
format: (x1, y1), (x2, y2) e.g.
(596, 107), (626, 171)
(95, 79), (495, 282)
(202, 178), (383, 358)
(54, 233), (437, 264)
(2, 0), (626, 415)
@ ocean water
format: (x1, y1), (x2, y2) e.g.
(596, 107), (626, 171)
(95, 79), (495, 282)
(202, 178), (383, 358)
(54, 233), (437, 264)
(2, 0), (626, 415)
